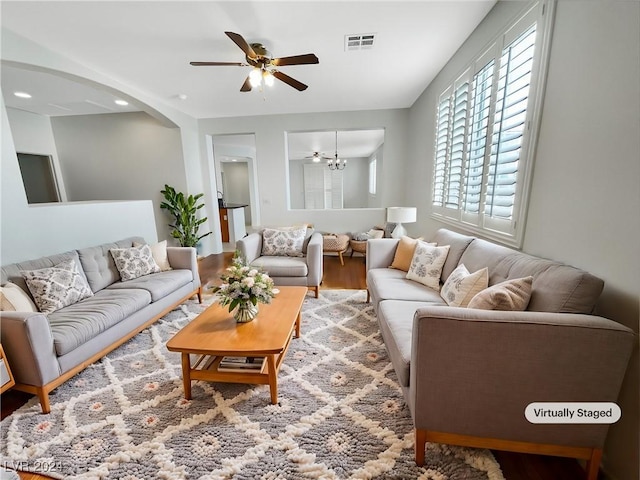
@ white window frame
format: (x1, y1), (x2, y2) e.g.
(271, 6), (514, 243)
(430, 0), (555, 248)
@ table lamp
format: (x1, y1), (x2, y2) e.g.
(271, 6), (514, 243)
(386, 207), (417, 239)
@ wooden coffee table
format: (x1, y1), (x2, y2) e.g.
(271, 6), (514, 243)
(166, 286), (307, 404)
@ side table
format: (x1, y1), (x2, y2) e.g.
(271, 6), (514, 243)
(0, 344), (15, 394)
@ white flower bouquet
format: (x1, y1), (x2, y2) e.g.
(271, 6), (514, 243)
(212, 252), (279, 314)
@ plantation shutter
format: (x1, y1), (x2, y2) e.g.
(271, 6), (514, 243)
(447, 81), (469, 209)
(432, 93), (451, 208)
(463, 58), (495, 220)
(485, 24), (537, 223)
(303, 164), (324, 209)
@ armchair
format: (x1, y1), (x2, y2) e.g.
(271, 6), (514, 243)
(237, 231), (323, 298)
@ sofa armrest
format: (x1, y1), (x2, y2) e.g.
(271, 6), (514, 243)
(409, 306), (635, 446)
(166, 246), (201, 287)
(305, 232), (324, 286)
(0, 312), (60, 387)
(237, 233), (262, 264)
(366, 238), (399, 270)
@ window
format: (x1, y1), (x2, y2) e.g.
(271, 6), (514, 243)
(431, 0), (554, 247)
(369, 157), (377, 195)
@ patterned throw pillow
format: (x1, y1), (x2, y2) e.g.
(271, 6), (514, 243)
(440, 264), (489, 307)
(468, 276), (534, 311)
(133, 240), (172, 271)
(110, 244), (161, 281)
(405, 241), (450, 291)
(22, 259), (94, 314)
(261, 227), (307, 257)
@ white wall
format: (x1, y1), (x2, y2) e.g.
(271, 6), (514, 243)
(1, 98), (158, 264)
(221, 161), (252, 224)
(50, 112), (188, 243)
(6, 108), (68, 201)
(406, 2), (640, 479)
(198, 109), (408, 244)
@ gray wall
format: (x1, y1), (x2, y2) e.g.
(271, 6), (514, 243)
(198, 109), (408, 237)
(50, 112), (188, 243)
(1, 98), (158, 264)
(221, 161), (252, 225)
(406, 2), (640, 479)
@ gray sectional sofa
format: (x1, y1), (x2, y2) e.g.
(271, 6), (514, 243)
(1, 237), (201, 413)
(367, 228), (634, 479)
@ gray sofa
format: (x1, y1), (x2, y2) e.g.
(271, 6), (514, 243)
(367, 228), (634, 479)
(237, 231), (323, 298)
(0, 237), (201, 413)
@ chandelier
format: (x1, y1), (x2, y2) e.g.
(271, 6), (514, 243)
(327, 131), (347, 170)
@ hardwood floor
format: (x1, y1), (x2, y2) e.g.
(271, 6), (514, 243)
(1, 252), (589, 480)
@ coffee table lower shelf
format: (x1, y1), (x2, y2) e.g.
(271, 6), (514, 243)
(182, 352), (286, 403)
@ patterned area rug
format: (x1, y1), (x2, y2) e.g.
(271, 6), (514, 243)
(1, 290), (505, 480)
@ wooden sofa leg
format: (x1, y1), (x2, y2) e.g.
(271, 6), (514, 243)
(366, 290), (370, 303)
(314, 286), (319, 298)
(37, 387), (51, 414)
(415, 429), (426, 466)
(585, 448), (602, 480)
(197, 287), (203, 304)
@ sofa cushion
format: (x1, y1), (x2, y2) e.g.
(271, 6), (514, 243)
(107, 269), (193, 302)
(440, 264), (489, 307)
(406, 242), (450, 291)
(378, 300), (433, 387)
(250, 256), (308, 277)
(110, 244), (161, 281)
(430, 229), (475, 280)
(367, 268), (446, 305)
(22, 259), (94, 314)
(1, 250), (87, 301)
(468, 276), (533, 311)
(77, 237), (145, 292)
(48, 288), (151, 356)
(459, 238), (604, 313)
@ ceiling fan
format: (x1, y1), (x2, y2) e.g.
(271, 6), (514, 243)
(304, 152), (333, 163)
(191, 31), (319, 92)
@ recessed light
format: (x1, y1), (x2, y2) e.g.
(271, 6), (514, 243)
(115, 99), (128, 106)
(14, 91), (32, 99)
(177, 94), (188, 100)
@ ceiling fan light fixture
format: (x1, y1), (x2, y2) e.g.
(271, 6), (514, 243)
(249, 68), (262, 88)
(263, 70), (275, 87)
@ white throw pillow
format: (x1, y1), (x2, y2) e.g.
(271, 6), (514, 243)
(110, 244), (161, 281)
(440, 264), (489, 307)
(367, 229), (384, 239)
(22, 259), (94, 314)
(406, 241), (450, 291)
(261, 227), (307, 257)
(0, 282), (38, 312)
(133, 240), (172, 271)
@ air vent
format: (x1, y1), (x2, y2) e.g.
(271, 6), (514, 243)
(345, 33), (376, 51)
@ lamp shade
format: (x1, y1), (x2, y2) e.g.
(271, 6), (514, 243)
(386, 207), (417, 224)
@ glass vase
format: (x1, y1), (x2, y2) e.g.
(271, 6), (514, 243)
(233, 301), (259, 323)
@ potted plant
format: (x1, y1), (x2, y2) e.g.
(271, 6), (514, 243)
(160, 184), (212, 248)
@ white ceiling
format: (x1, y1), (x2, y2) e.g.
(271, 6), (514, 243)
(1, 1), (496, 119)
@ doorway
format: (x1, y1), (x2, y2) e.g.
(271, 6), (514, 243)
(211, 134), (259, 250)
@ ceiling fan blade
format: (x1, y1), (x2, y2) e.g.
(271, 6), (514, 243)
(271, 53), (319, 67)
(240, 76), (253, 92)
(225, 31), (257, 60)
(190, 61), (247, 66)
(272, 70), (308, 91)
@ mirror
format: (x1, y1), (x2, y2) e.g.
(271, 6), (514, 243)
(286, 129), (384, 209)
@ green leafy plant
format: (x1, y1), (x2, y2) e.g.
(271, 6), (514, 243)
(160, 184), (212, 248)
